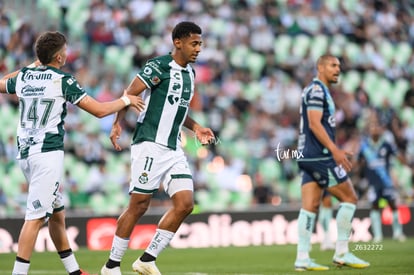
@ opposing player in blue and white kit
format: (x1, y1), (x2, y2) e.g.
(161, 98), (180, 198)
(0, 31), (145, 275)
(295, 54), (369, 271)
(358, 120), (406, 242)
(101, 22), (215, 275)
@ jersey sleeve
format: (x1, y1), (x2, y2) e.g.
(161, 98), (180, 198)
(305, 83), (325, 111)
(62, 75), (87, 104)
(386, 141), (398, 156)
(137, 60), (163, 89)
(5, 75), (17, 94)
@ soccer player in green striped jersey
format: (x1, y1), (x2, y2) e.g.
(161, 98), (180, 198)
(0, 31), (145, 275)
(101, 21), (215, 275)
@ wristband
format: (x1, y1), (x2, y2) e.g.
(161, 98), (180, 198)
(121, 95), (131, 106)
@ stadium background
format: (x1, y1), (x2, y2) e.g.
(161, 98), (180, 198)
(0, 0), (413, 250)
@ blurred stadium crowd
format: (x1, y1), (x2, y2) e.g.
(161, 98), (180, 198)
(0, 0), (413, 217)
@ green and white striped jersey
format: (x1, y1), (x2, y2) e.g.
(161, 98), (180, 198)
(133, 54), (195, 150)
(6, 66), (87, 159)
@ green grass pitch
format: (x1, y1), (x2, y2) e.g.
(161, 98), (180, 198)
(0, 238), (412, 274)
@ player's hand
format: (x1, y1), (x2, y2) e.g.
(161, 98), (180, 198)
(127, 94), (145, 112)
(195, 127), (215, 145)
(27, 59), (41, 68)
(332, 148), (353, 172)
(110, 123), (123, 151)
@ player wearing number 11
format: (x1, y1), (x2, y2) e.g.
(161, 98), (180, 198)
(0, 31), (145, 275)
(101, 21), (215, 275)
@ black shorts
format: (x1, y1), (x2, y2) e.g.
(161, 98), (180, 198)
(367, 185), (397, 204)
(298, 158), (349, 188)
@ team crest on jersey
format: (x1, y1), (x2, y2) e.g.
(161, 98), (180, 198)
(139, 172), (149, 184)
(150, 76), (160, 85)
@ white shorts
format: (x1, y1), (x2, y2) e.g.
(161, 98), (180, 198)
(18, 150), (64, 220)
(130, 142), (193, 197)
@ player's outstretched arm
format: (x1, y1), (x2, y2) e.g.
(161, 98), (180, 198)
(0, 60), (42, 93)
(77, 94), (145, 118)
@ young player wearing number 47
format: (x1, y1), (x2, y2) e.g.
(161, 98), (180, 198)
(0, 31), (145, 275)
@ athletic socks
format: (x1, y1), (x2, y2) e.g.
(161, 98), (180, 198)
(58, 249), (81, 275)
(12, 256), (30, 275)
(392, 210), (403, 237)
(140, 252), (156, 262)
(319, 206), (333, 238)
(106, 235), (129, 267)
(370, 209), (383, 240)
(143, 229), (174, 260)
(335, 202), (356, 255)
(296, 208), (316, 260)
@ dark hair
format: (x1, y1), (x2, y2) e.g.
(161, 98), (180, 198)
(171, 21), (202, 41)
(35, 31), (67, 65)
(317, 54), (338, 67)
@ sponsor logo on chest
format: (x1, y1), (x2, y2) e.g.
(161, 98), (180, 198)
(21, 85), (46, 96)
(22, 71), (52, 82)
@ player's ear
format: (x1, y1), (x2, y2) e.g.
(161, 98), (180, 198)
(173, 38), (182, 49)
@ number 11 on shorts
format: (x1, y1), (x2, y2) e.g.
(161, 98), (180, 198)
(144, 156), (154, 171)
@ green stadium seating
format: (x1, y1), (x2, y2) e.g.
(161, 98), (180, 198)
(341, 70), (361, 93)
(400, 107), (414, 128)
(274, 34), (292, 63)
(209, 18), (227, 38)
(310, 35), (328, 60)
(325, 0), (340, 12)
(258, 158), (281, 183)
(231, 191), (252, 210)
(153, 1), (172, 19)
(89, 193), (108, 215)
(344, 42), (361, 63)
(66, 5), (90, 39)
(390, 78), (410, 108)
(292, 34), (311, 59)
(229, 45), (249, 68)
(246, 52), (266, 79)
(378, 40), (394, 66)
(394, 42), (412, 66)
(242, 81), (263, 101)
(37, 0), (61, 20)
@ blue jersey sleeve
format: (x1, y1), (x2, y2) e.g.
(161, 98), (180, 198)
(305, 83), (325, 111)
